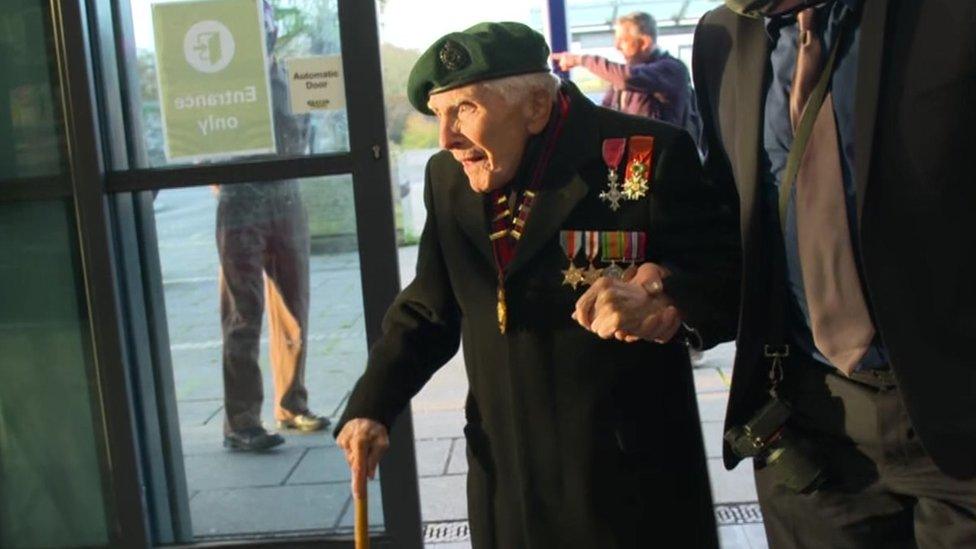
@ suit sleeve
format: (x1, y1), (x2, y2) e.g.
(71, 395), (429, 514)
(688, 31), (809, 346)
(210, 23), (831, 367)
(581, 55), (688, 104)
(625, 57), (690, 106)
(335, 162), (462, 434)
(580, 55), (631, 89)
(650, 127), (741, 349)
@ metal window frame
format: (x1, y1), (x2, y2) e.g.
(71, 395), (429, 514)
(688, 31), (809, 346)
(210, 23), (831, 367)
(49, 0), (151, 545)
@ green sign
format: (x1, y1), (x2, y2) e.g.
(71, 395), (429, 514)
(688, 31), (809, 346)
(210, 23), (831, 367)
(152, 0), (275, 161)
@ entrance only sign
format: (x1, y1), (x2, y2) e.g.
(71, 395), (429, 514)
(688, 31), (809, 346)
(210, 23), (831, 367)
(152, 0), (275, 161)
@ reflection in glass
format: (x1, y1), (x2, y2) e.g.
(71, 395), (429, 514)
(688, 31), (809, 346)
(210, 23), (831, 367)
(129, 0), (349, 167)
(154, 176), (382, 539)
(0, 0), (65, 180)
(0, 201), (109, 548)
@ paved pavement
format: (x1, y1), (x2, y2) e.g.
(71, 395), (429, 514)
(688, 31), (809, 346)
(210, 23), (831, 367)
(155, 185), (767, 547)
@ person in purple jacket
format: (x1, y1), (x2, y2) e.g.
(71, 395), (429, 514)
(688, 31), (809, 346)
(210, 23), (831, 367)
(552, 11), (694, 130)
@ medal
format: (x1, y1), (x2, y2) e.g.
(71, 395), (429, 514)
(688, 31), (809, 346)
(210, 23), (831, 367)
(559, 230), (584, 289)
(599, 138), (626, 211)
(601, 231), (626, 279)
(496, 275), (508, 334)
(628, 230), (647, 265)
(622, 136), (654, 200)
(581, 231), (603, 285)
(601, 231), (647, 279)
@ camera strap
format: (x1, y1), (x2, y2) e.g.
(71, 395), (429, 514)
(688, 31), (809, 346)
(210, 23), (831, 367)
(765, 8), (854, 398)
(763, 234), (790, 399)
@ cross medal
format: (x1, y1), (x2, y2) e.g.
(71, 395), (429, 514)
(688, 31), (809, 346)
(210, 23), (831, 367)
(599, 138), (627, 211)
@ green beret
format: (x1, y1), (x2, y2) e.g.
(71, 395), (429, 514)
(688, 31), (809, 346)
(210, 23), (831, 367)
(407, 22), (551, 115)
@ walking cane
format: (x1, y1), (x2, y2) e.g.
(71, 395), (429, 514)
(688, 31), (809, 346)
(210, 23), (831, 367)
(355, 463), (369, 549)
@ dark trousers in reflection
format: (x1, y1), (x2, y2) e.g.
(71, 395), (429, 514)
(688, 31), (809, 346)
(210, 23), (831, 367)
(755, 360), (976, 548)
(216, 181), (310, 433)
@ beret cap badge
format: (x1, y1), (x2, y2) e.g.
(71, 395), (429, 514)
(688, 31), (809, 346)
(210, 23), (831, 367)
(407, 22), (551, 114)
(438, 40), (470, 71)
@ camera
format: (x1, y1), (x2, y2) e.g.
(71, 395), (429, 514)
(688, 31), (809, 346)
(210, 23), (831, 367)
(724, 397), (826, 494)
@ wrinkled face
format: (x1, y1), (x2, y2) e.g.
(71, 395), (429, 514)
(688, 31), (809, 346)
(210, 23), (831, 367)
(613, 22), (652, 62)
(427, 83), (539, 193)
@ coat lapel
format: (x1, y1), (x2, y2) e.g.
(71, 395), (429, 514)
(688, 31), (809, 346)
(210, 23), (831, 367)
(452, 173), (494, 267)
(504, 173), (589, 279)
(854, 0), (890, 227)
(732, 15), (771, 235)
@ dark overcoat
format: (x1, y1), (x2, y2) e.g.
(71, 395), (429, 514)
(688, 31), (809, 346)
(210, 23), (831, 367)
(693, 1), (976, 479)
(338, 82), (740, 548)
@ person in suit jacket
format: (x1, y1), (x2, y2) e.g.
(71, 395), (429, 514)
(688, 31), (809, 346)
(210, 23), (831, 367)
(333, 22), (740, 548)
(679, 0), (976, 545)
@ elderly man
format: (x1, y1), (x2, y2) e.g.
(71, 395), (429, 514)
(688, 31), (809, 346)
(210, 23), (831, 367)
(551, 12), (695, 131)
(335, 22), (738, 548)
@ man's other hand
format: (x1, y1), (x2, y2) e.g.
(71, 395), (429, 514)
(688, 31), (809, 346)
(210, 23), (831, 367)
(572, 262), (683, 343)
(336, 418), (389, 499)
(550, 52), (581, 71)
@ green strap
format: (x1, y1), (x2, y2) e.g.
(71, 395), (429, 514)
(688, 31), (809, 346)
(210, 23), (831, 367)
(778, 12), (851, 236)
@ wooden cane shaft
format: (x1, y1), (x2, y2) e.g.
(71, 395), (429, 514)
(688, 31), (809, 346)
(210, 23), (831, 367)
(354, 468), (369, 549)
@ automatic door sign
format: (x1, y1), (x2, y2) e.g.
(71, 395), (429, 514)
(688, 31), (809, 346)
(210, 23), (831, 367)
(285, 55), (347, 114)
(152, 0), (275, 161)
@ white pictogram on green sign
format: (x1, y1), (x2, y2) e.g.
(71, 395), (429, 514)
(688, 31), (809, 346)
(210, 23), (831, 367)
(183, 20), (236, 73)
(153, 0), (274, 161)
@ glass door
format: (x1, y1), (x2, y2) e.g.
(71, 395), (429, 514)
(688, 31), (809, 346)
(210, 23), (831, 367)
(1, 0), (145, 546)
(93, 0), (422, 545)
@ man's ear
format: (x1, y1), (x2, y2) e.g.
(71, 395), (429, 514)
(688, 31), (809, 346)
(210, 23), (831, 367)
(641, 35), (654, 52)
(525, 88), (555, 135)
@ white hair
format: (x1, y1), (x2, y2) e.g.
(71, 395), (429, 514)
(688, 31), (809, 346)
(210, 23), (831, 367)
(478, 72), (560, 106)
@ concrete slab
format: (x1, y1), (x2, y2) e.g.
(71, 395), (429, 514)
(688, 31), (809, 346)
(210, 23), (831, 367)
(415, 439), (453, 477)
(412, 353), (468, 413)
(183, 445), (305, 491)
(708, 458), (758, 504)
(176, 399), (223, 426)
(694, 367), (729, 393)
(336, 485), (386, 528)
(413, 410), (466, 441)
(702, 342), (737, 368)
(743, 524), (769, 549)
(419, 475), (468, 523)
(696, 390), (730, 423)
(701, 421), (725, 459)
(190, 482), (348, 538)
(446, 439), (468, 476)
(171, 348), (223, 402)
(179, 421), (334, 456)
(718, 525), (752, 549)
(287, 446), (351, 485)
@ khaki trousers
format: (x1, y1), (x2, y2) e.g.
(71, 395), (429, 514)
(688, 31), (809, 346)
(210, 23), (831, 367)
(216, 183), (310, 434)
